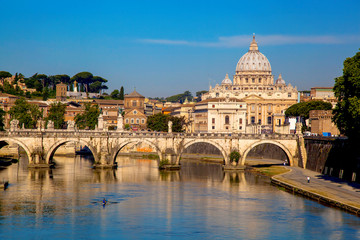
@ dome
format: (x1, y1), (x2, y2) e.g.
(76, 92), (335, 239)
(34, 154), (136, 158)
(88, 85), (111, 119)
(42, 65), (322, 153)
(221, 73), (232, 85)
(275, 74), (286, 85)
(235, 35), (271, 72)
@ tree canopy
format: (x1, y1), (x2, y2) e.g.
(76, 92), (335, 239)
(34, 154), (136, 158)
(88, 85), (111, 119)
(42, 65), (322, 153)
(0, 108), (5, 131)
(285, 100), (332, 119)
(166, 91), (193, 103)
(46, 102), (67, 129)
(333, 50), (360, 139)
(8, 98), (42, 129)
(71, 72), (108, 95)
(147, 113), (188, 132)
(74, 103), (100, 129)
(0, 71), (12, 79)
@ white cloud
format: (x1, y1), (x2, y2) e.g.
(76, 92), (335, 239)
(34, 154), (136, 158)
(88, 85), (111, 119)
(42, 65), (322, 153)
(138, 34), (360, 47)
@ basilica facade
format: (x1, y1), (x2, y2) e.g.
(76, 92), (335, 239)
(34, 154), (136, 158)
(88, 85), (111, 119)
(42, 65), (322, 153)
(201, 35), (298, 133)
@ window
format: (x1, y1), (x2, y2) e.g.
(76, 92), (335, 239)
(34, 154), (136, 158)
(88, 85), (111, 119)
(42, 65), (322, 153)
(126, 119), (129, 123)
(216, 93), (219, 97)
(141, 119), (145, 124)
(288, 93), (291, 97)
(239, 118), (242, 124)
(225, 115), (229, 124)
(259, 78), (262, 83)
(212, 126), (215, 129)
(251, 105), (255, 111)
(268, 105), (271, 111)
(259, 106), (261, 111)
(136, 118), (139, 124)
(252, 78), (255, 83)
(132, 100), (137, 107)
(246, 78), (248, 83)
(134, 110), (137, 114)
(131, 118), (134, 124)
(251, 117), (255, 124)
(239, 126), (242, 130)
(212, 118), (215, 124)
(258, 119), (261, 124)
(267, 116), (272, 124)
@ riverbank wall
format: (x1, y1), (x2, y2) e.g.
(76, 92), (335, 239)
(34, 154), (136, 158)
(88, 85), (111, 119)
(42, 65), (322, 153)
(271, 176), (360, 215)
(304, 137), (360, 183)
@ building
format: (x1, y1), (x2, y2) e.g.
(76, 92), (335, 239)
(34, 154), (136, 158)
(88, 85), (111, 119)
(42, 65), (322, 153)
(94, 99), (124, 128)
(192, 97), (247, 133)
(124, 89), (147, 130)
(56, 83), (67, 101)
(171, 103), (195, 132)
(309, 110), (340, 136)
(310, 87), (337, 107)
(201, 35), (298, 133)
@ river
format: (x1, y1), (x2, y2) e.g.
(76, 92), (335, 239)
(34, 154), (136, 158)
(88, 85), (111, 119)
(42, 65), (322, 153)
(0, 155), (359, 239)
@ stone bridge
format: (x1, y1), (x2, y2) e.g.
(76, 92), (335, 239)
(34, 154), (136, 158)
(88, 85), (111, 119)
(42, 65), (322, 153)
(0, 129), (307, 169)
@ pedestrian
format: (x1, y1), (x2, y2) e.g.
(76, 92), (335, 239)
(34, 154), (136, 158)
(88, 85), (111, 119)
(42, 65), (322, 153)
(307, 176), (310, 183)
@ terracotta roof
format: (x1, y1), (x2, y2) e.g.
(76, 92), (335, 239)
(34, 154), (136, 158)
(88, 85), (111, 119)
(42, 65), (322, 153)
(0, 93), (19, 98)
(125, 90), (144, 98)
(93, 99), (124, 105)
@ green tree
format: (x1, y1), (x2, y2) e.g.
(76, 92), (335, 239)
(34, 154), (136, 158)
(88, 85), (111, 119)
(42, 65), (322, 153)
(0, 71), (12, 79)
(285, 100), (332, 119)
(333, 50), (360, 139)
(110, 89), (120, 99)
(196, 90), (208, 102)
(46, 102), (66, 129)
(74, 103), (100, 129)
(166, 91), (193, 103)
(49, 74), (70, 90)
(147, 113), (188, 132)
(71, 72), (93, 96)
(0, 108), (5, 131)
(42, 87), (50, 100)
(8, 98), (42, 128)
(119, 86), (124, 100)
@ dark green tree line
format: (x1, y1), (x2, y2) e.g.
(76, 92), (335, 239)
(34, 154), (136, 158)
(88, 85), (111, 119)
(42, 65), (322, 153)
(333, 50), (360, 139)
(147, 113), (189, 132)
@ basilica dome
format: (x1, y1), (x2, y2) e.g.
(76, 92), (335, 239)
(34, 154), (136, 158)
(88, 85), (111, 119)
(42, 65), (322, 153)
(221, 73), (232, 85)
(235, 35), (271, 73)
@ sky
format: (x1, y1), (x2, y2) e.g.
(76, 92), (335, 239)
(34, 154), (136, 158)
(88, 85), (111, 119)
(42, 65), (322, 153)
(1, 0), (359, 98)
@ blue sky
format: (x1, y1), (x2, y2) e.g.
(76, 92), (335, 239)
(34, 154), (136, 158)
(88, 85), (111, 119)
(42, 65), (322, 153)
(1, 0), (359, 97)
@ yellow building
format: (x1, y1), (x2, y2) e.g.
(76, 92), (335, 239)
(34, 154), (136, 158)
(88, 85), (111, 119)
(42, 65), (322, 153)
(202, 35), (298, 133)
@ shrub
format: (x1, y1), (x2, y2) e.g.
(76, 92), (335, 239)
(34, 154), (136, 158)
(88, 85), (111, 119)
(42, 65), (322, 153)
(229, 151), (240, 163)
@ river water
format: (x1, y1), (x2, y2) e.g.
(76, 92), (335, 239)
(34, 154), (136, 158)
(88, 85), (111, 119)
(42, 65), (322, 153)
(0, 155), (359, 240)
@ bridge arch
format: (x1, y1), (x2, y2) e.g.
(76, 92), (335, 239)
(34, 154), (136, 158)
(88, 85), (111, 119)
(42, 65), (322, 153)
(0, 138), (32, 162)
(112, 139), (163, 165)
(45, 139), (98, 164)
(241, 140), (293, 166)
(178, 139), (228, 164)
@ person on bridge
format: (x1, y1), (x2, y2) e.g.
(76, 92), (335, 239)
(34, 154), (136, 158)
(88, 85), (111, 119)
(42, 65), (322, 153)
(307, 177), (310, 183)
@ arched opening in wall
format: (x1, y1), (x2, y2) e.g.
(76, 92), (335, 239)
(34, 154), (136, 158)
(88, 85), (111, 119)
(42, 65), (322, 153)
(0, 140), (29, 170)
(114, 141), (161, 182)
(245, 143), (289, 166)
(49, 141), (95, 170)
(179, 142), (224, 181)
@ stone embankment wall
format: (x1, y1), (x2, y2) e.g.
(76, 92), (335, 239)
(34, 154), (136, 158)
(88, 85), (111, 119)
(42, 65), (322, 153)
(305, 137), (360, 183)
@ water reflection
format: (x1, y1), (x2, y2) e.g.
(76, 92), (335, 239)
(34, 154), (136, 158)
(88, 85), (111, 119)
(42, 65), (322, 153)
(0, 155), (359, 240)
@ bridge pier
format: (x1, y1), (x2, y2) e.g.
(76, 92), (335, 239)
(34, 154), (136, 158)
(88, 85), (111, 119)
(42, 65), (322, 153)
(92, 152), (117, 169)
(28, 153), (54, 168)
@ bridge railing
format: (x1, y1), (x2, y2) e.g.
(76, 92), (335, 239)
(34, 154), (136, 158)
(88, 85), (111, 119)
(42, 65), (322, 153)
(0, 129), (298, 140)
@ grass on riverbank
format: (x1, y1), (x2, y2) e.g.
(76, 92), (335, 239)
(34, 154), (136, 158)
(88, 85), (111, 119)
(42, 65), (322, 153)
(248, 164), (290, 177)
